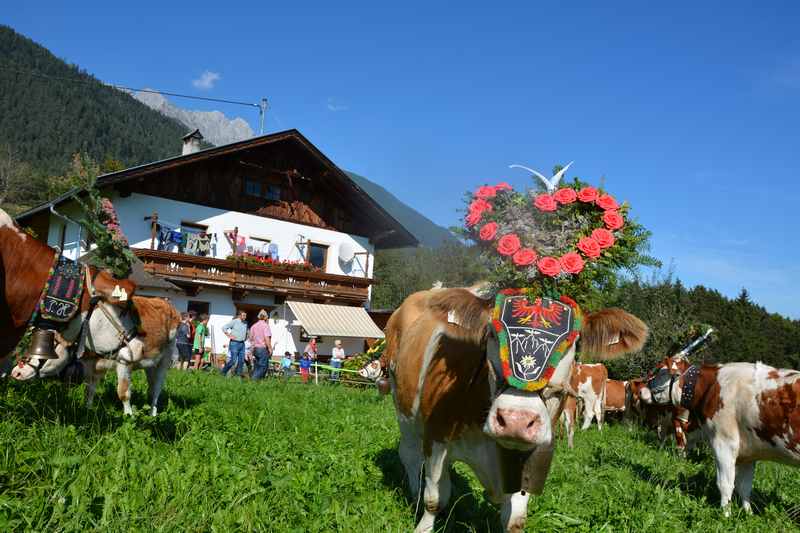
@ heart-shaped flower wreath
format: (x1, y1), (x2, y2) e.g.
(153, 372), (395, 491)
(464, 168), (630, 287)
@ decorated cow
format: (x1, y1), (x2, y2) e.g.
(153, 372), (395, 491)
(378, 164), (651, 532)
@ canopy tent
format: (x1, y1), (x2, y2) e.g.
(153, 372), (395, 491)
(287, 301), (385, 339)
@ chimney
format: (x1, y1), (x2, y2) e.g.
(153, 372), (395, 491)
(182, 129), (203, 155)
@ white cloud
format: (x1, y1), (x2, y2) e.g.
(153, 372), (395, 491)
(327, 97), (348, 112)
(192, 70), (221, 90)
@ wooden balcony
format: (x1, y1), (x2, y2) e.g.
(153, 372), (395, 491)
(134, 249), (371, 304)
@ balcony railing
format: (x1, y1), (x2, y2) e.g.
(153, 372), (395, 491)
(134, 249), (371, 303)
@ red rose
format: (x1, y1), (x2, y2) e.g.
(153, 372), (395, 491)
(596, 194), (619, 211)
(591, 228), (615, 249)
(577, 187), (598, 203)
(479, 222), (498, 241)
(465, 210), (482, 227)
(553, 188), (577, 205)
(537, 256), (561, 277)
(577, 236), (601, 259)
(495, 182), (513, 191)
(469, 198), (493, 215)
(560, 252), (585, 274)
(475, 185), (497, 200)
(512, 247), (537, 266)
(497, 234), (521, 256)
(603, 210), (624, 230)
(534, 194), (558, 212)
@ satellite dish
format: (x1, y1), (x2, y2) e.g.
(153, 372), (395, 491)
(338, 241), (355, 263)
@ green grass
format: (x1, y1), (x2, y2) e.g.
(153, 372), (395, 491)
(1, 371), (799, 532)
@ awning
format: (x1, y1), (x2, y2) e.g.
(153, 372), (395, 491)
(287, 301), (385, 339)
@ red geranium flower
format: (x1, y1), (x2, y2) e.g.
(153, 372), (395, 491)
(577, 236), (601, 259)
(591, 228), (615, 249)
(537, 256), (561, 277)
(603, 210), (624, 230)
(474, 185), (497, 200)
(512, 248), (537, 266)
(479, 222), (498, 241)
(560, 252), (585, 274)
(596, 194), (619, 211)
(533, 194), (557, 212)
(494, 182), (513, 191)
(497, 234), (521, 256)
(577, 187), (598, 203)
(553, 188), (577, 205)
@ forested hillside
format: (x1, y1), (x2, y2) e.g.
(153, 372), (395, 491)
(0, 26), (186, 176)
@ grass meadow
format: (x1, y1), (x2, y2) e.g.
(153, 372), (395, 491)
(1, 370), (800, 532)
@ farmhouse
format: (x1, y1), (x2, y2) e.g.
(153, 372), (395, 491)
(16, 129), (416, 356)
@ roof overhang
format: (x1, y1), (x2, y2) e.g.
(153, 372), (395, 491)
(287, 301), (385, 339)
(15, 129), (418, 248)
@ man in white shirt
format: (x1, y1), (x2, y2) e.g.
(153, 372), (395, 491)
(330, 339), (345, 382)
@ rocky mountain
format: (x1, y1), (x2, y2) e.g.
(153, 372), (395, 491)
(132, 90), (254, 146)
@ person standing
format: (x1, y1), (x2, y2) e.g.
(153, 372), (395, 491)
(192, 314), (209, 370)
(249, 309), (272, 380)
(221, 310), (249, 377)
(299, 352), (312, 383)
(176, 313), (193, 370)
(330, 339), (345, 382)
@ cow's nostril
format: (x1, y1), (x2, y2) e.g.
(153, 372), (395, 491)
(526, 419), (536, 429)
(496, 412), (506, 428)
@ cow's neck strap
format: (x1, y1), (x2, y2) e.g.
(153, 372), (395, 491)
(680, 365), (700, 410)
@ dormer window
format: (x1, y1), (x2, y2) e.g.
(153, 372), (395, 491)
(266, 185), (281, 201)
(245, 179), (262, 197)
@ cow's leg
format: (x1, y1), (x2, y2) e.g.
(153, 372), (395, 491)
(734, 461), (756, 514)
(712, 439), (738, 516)
(145, 352), (172, 416)
(500, 491), (530, 533)
(594, 395), (604, 431)
(83, 360), (101, 408)
(580, 397), (594, 430)
(398, 424), (424, 499)
(561, 409), (574, 449)
(415, 442), (450, 533)
(115, 363), (134, 416)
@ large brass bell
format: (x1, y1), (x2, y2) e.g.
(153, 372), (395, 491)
(27, 329), (58, 360)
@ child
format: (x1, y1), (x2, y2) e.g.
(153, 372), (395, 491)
(281, 351), (294, 381)
(299, 352), (312, 383)
(176, 313), (194, 370)
(192, 314), (209, 370)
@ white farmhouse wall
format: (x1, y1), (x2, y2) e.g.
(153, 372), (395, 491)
(47, 192), (375, 280)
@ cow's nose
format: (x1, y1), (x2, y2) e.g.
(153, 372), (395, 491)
(491, 408), (541, 443)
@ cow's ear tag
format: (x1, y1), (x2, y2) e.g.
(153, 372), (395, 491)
(112, 285), (128, 301)
(607, 333), (620, 345)
(447, 310), (460, 326)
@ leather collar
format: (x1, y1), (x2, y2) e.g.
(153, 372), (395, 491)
(680, 365), (700, 410)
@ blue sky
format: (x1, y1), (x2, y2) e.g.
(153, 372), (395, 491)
(4, 1), (799, 318)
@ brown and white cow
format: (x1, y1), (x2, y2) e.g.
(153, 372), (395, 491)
(642, 362), (800, 515)
(605, 379), (628, 415)
(385, 288), (648, 532)
(0, 208), (138, 365)
(12, 296), (180, 415)
(559, 365), (611, 449)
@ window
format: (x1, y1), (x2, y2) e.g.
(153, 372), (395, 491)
(248, 236), (271, 257)
(307, 242), (328, 270)
(266, 185), (281, 201)
(245, 179), (262, 197)
(187, 301), (210, 316)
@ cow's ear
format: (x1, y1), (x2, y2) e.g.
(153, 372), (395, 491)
(581, 308), (648, 360)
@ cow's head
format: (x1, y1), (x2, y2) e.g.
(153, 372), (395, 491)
(482, 306), (648, 451)
(11, 339), (81, 381)
(639, 355), (690, 406)
(358, 359), (383, 380)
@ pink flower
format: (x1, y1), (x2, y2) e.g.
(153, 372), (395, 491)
(494, 182), (513, 191)
(537, 257), (561, 277)
(474, 186), (497, 200)
(577, 236), (601, 259)
(596, 194), (619, 211)
(591, 228), (615, 249)
(553, 188), (577, 205)
(469, 198), (493, 215)
(465, 210), (482, 227)
(512, 248), (537, 266)
(603, 210), (624, 230)
(534, 194), (558, 212)
(560, 252), (585, 274)
(497, 234), (521, 256)
(577, 187), (598, 203)
(479, 222), (498, 241)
